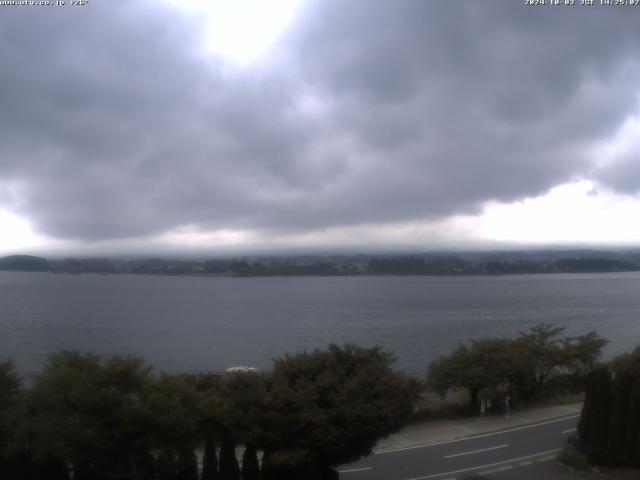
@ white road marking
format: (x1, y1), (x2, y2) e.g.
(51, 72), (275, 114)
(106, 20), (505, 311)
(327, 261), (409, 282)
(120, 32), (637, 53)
(443, 444), (508, 459)
(536, 455), (557, 462)
(478, 465), (514, 475)
(562, 428), (577, 434)
(377, 414), (579, 454)
(520, 461), (533, 466)
(403, 448), (562, 480)
(338, 467), (372, 474)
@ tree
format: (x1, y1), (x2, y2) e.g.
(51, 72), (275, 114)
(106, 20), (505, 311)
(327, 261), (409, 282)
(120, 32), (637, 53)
(192, 372), (223, 480)
(177, 448), (199, 480)
(510, 324), (606, 399)
(201, 430), (219, 480)
(612, 346), (640, 467)
(605, 371), (634, 464)
(577, 369), (596, 441)
(27, 351), (155, 480)
(428, 339), (516, 411)
(218, 434), (240, 480)
(624, 378), (640, 467)
(214, 370), (267, 480)
(586, 366), (612, 464)
(578, 346), (640, 467)
(144, 374), (203, 480)
(155, 449), (179, 480)
(0, 361), (20, 404)
(568, 331), (610, 370)
(217, 371), (267, 448)
(0, 360), (26, 480)
(259, 344), (416, 477)
(241, 444), (260, 480)
(427, 325), (607, 407)
(511, 324), (568, 399)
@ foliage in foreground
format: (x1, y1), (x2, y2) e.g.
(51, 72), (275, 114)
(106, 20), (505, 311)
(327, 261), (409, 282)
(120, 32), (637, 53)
(261, 345), (415, 473)
(577, 346), (640, 468)
(427, 324), (606, 410)
(0, 345), (416, 480)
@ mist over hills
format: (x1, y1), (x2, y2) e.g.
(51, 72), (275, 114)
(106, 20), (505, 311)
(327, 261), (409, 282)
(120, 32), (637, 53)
(3, 249), (640, 276)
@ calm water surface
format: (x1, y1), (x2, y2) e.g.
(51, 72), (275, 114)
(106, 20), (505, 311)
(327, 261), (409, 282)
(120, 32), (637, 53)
(1, 271), (639, 376)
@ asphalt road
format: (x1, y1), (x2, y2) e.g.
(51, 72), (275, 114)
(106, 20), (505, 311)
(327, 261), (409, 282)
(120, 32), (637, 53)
(338, 414), (580, 480)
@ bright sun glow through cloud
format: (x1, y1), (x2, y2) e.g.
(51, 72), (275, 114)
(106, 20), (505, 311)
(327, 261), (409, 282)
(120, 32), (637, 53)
(461, 181), (640, 246)
(0, 210), (53, 253)
(143, 181), (640, 253)
(162, 0), (305, 65)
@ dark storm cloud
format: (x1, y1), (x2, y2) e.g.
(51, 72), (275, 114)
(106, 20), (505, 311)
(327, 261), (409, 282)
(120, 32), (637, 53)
(1, 0), (639, 242)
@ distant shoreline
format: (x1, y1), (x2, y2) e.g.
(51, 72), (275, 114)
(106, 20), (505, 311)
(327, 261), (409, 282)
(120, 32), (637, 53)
(5, 268), (640, 279)
(3, 251), (640, 277)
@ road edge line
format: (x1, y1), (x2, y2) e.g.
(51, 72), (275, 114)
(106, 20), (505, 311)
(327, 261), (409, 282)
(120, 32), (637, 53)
(376, 414), (579, 454)
(403, 448), (562, 480)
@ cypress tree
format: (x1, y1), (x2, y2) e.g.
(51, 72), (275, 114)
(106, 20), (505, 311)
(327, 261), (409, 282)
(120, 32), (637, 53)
(588, 366), (613, 464)
(156, 450), (179, 480)
(201, 431), (219, 480)
(36, 457), (69, 480)
(0, 453), (18, 480)
(177, 448), (199, 480)
(0, 441), (32, 477)
(578, 369), (596, 441)
(134, 450), (156, 480)
(219, 435), (240, 480)
(259, 451), (296, 480)
(624, 379), (640, 468)
(605, 371), (634, 465)
(73, 460), (94, 480)
(580, 349), (640, 468)
(1, 449), (38, 480)
(260, 451), (274, 480)
(241, 444), (260, 480)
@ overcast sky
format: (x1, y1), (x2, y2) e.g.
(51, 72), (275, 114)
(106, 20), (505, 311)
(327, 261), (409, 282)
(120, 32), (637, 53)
(1, 0), (640, 255)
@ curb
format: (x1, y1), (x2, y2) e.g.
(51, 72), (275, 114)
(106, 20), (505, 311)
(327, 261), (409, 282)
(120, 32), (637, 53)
(374, 404), (583, 453)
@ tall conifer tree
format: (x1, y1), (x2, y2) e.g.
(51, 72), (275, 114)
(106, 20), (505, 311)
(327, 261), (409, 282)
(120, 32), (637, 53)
(624, 379), (640, 467)
(201, 431), (219, 480)
(241, 444), (260, 480)
(588, 366), (612, 463)
(605, 372), (634, 464)
(219, 435), (240, 480)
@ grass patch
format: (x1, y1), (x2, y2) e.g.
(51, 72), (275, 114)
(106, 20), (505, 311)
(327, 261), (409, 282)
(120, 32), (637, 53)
(516, 391), (585, 410)
(410, 390), (584, 423)
(410, 390), (471, 422)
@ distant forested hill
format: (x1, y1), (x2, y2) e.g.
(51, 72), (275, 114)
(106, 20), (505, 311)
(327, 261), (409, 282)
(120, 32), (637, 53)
(0, 255), (50, 272)
(2, 251), (640, 276)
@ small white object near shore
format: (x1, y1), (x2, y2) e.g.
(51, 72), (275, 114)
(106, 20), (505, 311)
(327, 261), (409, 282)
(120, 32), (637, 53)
(225, 366), (258, 373)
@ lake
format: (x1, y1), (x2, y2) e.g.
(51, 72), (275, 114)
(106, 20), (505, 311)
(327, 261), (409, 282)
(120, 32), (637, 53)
(1, 271), (639, 377)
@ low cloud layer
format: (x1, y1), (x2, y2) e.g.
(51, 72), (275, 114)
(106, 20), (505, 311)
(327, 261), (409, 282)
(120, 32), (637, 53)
(1, 0), (639, 246)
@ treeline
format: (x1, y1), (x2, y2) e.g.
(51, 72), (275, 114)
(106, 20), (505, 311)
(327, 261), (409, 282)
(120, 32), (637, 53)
(426, 326), (640, 469)
(427, 325), (607, 412)
(368, 256), (638, 275)
(2, 253), (640, 276)
(0, 255), (49, 272)
(0, 326), (620, 478)
(0, 345), (416, 480)
(576, 346), (640, 468)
